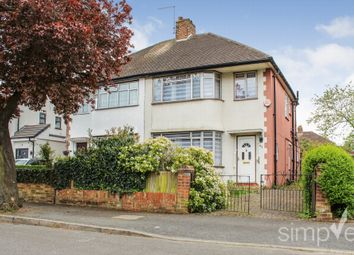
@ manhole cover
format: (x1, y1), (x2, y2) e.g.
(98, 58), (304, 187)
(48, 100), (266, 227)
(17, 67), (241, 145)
(112, 215), (144, 220)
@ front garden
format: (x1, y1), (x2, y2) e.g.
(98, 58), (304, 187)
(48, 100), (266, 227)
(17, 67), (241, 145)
(17, 126), (226, 213)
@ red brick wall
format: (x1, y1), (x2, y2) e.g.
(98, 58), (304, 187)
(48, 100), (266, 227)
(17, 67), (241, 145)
(18, 183), (55, 204)
(264, 69), (298, 183)
(18, 168), (193, 213)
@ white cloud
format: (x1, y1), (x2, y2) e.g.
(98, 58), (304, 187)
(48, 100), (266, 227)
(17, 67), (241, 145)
(316, 16), (354, 38)
(130, 17), (163, 51)
(271, 43), (354, 144)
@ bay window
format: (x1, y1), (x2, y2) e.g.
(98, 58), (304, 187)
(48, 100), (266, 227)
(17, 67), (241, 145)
(153, 72), (221, 102)
(153, 131), (222, 166)
(234, 72), (257, 100)
(97, 81), (138, 109)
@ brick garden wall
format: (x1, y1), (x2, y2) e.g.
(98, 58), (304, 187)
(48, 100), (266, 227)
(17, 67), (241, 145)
(18, 167), (193, 213)
(18, 183), (55, 204)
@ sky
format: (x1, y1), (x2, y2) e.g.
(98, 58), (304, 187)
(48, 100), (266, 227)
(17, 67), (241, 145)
(126, 0), (354, 143)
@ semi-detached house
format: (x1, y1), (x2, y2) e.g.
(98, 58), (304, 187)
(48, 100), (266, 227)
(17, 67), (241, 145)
(70, 17), (300, 184)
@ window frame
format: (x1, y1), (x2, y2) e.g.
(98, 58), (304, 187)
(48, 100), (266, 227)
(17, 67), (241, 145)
(153, 131), (223, 166)
(96, 81), (139, 110)
(39, 112), (46, 124)
(152, 71), (222, 103)
(16, 148), (29, 159)
(55, 116), (62, 130)
(234, 71), (258, 101)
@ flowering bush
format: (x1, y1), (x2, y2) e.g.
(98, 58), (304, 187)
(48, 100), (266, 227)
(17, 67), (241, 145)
(174, 147), (226, 213)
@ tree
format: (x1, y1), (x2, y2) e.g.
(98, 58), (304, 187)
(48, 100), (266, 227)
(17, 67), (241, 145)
(0, 0), (132, 210)
(308, 83), (354, 139)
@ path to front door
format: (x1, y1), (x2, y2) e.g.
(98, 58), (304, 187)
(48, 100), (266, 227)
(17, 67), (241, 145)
(237, 136), (256, 183)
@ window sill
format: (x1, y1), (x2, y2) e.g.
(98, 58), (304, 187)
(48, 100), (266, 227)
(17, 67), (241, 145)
(214, 165), (225, 168)
(152, 98), (224, 105)
(95, 104), (139, 111)
(234, 97), (258, 102)
(55, 128), (62, 130)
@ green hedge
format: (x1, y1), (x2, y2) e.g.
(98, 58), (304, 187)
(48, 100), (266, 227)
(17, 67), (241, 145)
(16, 165), (54, 185)
(302, 145), (354, 218)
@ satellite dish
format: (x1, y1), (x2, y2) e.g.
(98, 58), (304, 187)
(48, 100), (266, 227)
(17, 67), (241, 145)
(264, 99), (272, 107)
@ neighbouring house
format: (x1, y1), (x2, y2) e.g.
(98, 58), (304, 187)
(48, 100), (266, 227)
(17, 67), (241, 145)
(8, 103), (67, 162)
(70, 17), (300, 184)
(298, 126), (333, 145)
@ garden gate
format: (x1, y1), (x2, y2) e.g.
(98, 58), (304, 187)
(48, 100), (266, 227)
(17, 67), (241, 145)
(225, 175), (251, 214)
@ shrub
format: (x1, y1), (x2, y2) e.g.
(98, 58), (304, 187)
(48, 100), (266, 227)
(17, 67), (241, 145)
(174, 147), (226, 213)
(38, 142), (54, 166)
(54, 126), (148, 193)
(302, 145), (354, 218)
(16, 165), (54, 185)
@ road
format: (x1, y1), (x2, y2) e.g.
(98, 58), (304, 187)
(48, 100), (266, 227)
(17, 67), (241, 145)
(0, 223), (344, 255)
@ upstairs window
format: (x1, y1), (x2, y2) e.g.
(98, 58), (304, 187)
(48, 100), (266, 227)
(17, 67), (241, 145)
(77, 101), (90, 114)
(55, 117), (62, 129)
(153, 72), (221, 102)
(285, 94), (290, 118)
(97, 81), (138, 109)
(234, 72), (257, 100)
(39, 112), (46, 124)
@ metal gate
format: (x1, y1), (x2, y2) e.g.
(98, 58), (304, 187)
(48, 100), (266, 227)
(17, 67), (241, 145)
(260, 174), (306, 213)
(225, 175), (251, 214)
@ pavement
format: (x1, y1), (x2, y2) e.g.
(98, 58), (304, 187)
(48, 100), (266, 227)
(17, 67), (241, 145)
(0, 223), (338, 255)
(1, 203), (354, 253)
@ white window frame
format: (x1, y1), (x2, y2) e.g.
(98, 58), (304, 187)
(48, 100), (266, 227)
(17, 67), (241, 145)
(153, 72), (221, 103)
(97, 81), (139, 109)
(234, 71), (258, 100)
(285, 94), (290, 118)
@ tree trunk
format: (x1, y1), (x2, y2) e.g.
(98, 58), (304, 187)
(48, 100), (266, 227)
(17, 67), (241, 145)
(0, 119), (20, 210)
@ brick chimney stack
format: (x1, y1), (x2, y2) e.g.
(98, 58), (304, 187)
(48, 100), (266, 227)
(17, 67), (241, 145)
(176, 17), (196, 40)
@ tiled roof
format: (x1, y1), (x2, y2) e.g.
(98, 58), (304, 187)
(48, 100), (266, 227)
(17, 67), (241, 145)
(12, 124), (50, 139)
(116, 33), (271, 79)
(299, 131), (333, 144)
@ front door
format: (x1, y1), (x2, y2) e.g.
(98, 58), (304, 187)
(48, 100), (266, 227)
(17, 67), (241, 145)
(237, 136), (256, 182)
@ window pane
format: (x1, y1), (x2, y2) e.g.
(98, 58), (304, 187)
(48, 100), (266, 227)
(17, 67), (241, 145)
(247, 75), (257, 98)
(235, 79), (246, 99)
(203, 77), (214, 98)
(215, 76), (221, 99)
(129, 89), (138, 105)
(98, 93), (108, 108)
(163, 84), (172, 101)
(192, 74), (201, 98)
(215, 133), (222, 166)
(130, 82), (138, 90)
(108, 91), (118, 107)
(119, 84), (129, 91)
(153, 79), (162, 102)
(175, 79), (190, 100)
(119, 90), (129, 106)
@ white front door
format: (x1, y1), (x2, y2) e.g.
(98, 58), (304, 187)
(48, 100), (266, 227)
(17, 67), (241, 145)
(237, 136), (256, 182)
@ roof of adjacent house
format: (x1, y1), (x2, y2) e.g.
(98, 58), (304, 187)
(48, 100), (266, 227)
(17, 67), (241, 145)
(12, 124), (50, 139)
(298, 131), (333, 144)
(118, 33), (271, 78)
(115, 33), (296, 98)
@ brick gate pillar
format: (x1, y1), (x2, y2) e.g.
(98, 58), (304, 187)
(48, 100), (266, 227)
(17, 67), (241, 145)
(176, 166), (194, 213)
(315, 167), (333, 221)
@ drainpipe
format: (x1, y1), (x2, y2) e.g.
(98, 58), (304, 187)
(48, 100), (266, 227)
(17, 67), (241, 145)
(291, 99), (295, 180)
(29, 138), (35, 159)
(273, 73), (277, 185)
(294, 91), (299, 176)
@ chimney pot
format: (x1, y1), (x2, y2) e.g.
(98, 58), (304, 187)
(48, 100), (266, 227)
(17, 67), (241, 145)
(176, 17), (196, 40)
